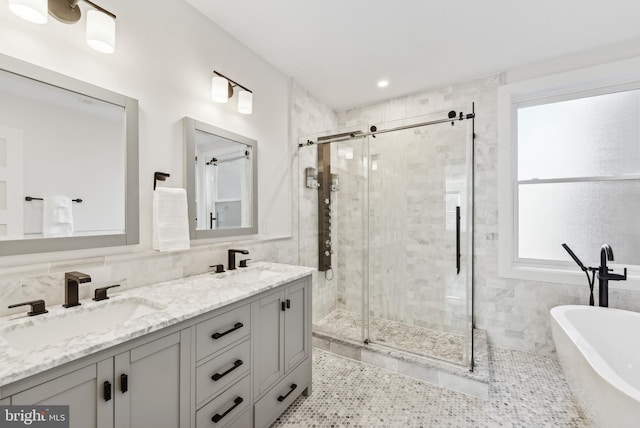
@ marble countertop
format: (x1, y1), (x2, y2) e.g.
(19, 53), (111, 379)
(0, 262), (313, 387)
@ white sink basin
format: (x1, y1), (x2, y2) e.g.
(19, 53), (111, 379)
(224, 268), (281, 284)
(1, 298), (164, 352)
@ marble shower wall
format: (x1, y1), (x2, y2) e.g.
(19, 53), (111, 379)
(337, 75), (640, 355)
(291, 82), (339, 323)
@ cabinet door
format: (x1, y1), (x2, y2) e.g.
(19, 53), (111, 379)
(11, 359), (113, 428)
(284, 280), (309, 371)
(115, 331), (189, 428)
(253, 289), (285, 397)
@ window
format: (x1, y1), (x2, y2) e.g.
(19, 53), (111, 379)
(498, 58), (640, 285)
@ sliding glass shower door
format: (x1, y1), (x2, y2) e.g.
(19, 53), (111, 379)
(365, 113), (473, 366)
(300, 108), (474, 369)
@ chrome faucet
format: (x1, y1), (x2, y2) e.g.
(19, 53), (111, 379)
(598, 244), (627, 307)
(64, 271), (92, 308)
(228, 249), (249, 271)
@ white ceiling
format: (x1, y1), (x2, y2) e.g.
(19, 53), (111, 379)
(184, 0), (640, 111)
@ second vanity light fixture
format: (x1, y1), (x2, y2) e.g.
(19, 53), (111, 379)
(212, 70), (253, 115)
(8, 0), (116, 54)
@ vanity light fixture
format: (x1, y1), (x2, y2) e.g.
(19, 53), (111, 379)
(211, 71), (253, 115)
(9, 0), (117, 54)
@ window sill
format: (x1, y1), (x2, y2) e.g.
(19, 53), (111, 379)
(498, 261), (640, 291)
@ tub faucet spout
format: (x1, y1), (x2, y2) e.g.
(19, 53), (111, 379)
(598, 244), (627, 307)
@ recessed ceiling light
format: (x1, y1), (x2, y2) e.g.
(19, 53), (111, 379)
(377, 80), (389, 88)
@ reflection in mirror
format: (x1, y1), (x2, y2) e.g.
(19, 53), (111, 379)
(184, 118), (257, 239)
(0, 54), (139, 256)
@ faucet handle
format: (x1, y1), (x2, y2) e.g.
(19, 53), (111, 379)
(607, 267), (627, 281)
(93, 285), (121, 301)
(209, 264), (225, 273)
(239, 259), (251, 268)
(8, 299), (48, 316)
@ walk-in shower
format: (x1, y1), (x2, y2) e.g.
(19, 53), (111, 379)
(298, 108), (475, 369)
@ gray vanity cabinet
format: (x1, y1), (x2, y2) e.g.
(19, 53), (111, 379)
(114, 331), (190, 428)
(2, 272), (312, 428)
(10, 359), (114, 428)
(7, 331), (189, 428)
(252, 277), (311, 428)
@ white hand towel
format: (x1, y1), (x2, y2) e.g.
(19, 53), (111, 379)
(43, 196), (74, 237)
(153, 187), (190, 251)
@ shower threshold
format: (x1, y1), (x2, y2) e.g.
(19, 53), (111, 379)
(313, 309), (489, 399)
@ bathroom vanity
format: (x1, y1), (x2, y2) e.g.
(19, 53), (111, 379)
(0, 262), (312, 428)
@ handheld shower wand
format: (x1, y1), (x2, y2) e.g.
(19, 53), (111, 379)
(562, 243), (597, 306)
(561, 243), (587, 272)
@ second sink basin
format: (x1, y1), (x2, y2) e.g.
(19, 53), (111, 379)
(223, 268), (282, 284)
(0, 297), (164, 352)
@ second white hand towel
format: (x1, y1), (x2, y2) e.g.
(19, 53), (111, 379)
(43, 196), (74, 237)
(153, 187), (190, 251)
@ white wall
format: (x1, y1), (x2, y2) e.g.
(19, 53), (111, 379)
(0, 0), (292, 266)
(0, 90), (125, 235)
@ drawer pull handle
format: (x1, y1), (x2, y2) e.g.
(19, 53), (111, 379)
(211, 396), (243, 423)
(103, 380), (112, 402)
(211, 359), (243, 381)
(286, 299), (291, 309)
(211, 322), (243, 340)
(281, 301), (286, 311)
(277, 383), (297, 402)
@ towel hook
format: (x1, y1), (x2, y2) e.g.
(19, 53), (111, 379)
(154, 172), (171, 191)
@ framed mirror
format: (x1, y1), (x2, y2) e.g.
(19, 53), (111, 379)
(184, 118), (257, 239)
(0, 54), (139, 256)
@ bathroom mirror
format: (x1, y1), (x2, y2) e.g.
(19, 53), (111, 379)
(0, 54), (139, 256)
(184, 118), (257, 239)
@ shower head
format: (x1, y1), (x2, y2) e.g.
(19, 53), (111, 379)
(562, 243), (588, 272)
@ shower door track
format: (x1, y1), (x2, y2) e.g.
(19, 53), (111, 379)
(300, 111), (476, 146)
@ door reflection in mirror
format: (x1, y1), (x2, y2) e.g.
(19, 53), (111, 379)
(195, 130), (252, 231)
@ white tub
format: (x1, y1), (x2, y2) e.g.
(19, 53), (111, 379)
(550, 305), (640, 428)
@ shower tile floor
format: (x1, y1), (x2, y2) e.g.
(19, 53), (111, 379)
(314, 309), (465, 364)
(271, 347), (589, 427)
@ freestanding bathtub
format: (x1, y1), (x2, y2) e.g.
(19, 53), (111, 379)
(550, 305), (640, 428)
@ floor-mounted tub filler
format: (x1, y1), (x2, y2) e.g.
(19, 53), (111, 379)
(550, 305), (640, 427)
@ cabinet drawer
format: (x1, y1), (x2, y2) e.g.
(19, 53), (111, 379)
(227, 409), (252, 428)
(254, 358), (311, 428)
(196, 375), (250, 428)
(196, 304), (250, 361)
(197, 339), (251, 406)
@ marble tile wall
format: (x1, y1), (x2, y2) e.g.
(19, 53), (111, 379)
(291, 82), (339, 323)
(0, 238), (296, 318)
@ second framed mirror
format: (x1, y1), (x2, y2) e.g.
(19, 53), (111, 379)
(184, 118), (258, 239)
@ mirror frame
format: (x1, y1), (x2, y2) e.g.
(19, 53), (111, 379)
(184, 117), (258, 239)
(0, 54), (139, 256)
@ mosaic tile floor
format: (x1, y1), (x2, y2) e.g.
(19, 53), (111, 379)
(271, 347), (589, 427)
(314, 309), (465, 364)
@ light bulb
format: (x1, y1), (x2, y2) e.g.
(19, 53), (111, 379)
(212, 76), (229, 103)
(86, 10), (115, 54)
(9, 0), (48, 24)
(238, 90), (253, 114)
